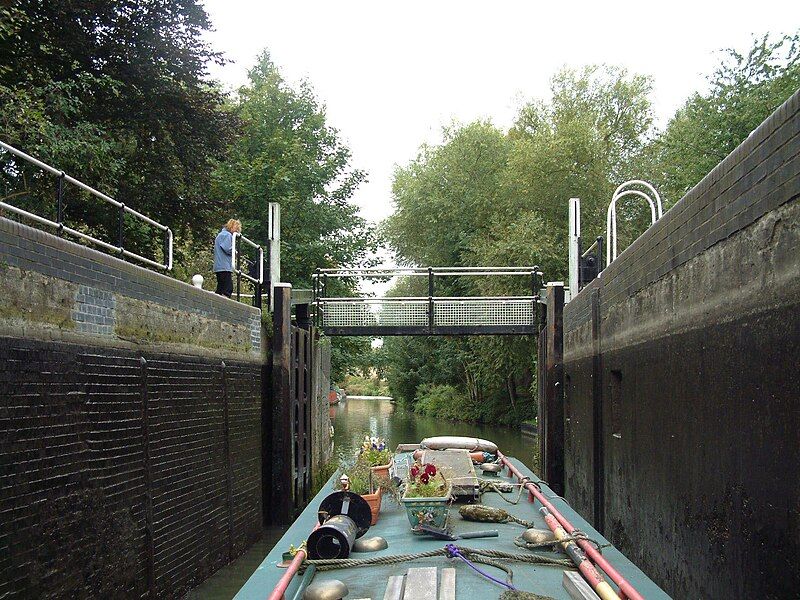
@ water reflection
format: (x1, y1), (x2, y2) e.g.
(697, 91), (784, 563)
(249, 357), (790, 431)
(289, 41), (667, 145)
(332, 397), (537, 468)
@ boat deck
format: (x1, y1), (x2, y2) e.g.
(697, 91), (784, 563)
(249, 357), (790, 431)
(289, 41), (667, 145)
(235, 455), (670, 599)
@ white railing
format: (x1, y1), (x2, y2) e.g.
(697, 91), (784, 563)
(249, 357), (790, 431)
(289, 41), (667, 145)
(0, 140), (173, 271)
(606, 180), (663, 267)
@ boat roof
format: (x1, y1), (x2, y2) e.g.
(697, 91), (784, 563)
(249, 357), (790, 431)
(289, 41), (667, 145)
(235, 454), (670, 599)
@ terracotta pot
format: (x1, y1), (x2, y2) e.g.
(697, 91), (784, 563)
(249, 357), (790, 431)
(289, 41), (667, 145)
(371, 464), (391, 482)
(361, 487), (383, 525)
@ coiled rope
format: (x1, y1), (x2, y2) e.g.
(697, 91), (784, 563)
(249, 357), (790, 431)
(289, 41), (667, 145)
(303, 544), (573, 573)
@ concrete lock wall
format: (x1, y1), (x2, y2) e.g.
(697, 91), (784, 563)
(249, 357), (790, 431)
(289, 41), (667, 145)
(562, 90), (800, 598)
(0, 217), (266, 598)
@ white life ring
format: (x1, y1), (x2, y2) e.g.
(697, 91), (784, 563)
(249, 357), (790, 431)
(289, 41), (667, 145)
(420, 436), (498, 453)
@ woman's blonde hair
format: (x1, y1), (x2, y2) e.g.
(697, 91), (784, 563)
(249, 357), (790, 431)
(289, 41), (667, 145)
(225, 219), (242, 233)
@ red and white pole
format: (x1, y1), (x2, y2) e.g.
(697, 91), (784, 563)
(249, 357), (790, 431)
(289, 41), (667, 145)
(498, 451), (644, 600)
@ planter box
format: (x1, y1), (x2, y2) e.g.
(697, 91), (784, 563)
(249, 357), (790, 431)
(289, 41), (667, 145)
(401, 484), (452, 530)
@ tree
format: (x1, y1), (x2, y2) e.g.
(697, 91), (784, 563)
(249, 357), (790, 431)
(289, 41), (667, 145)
(0, 0), (235, 263)
(214, 53), (377, 379)
(382, 65), (656, 425)
(644, 32), (800, 205)
(214, 53), (376, 289)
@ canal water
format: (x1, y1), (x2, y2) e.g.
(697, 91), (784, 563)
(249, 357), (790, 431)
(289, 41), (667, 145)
(188, 396), (537, 599)
(331, 396), (537, 465)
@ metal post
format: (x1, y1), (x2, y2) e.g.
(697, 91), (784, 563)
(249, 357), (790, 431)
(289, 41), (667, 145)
(236, 244), (241, 302)
(568, 198), (580, 296)
(55, 173), (64, 233)
(254, 280), (262, 310)
(542, 282), (565, 495)
(596, 237), (604, 275)
(268, 203), (281, 312)
(162, 229), (170, 271)
(313, 271), (319, 327)
(118, 203), (125, 254)
(428, 267), (434, 333)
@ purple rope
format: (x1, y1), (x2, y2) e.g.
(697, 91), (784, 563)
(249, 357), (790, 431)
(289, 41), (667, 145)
(445, 544), (517, 591)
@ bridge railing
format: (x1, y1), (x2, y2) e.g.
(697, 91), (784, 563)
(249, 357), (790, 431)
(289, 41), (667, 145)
(313, 267), (544, 335)
(0, 140), (173, 271)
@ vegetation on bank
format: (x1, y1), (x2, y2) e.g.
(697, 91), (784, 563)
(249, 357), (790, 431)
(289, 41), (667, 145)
(341, 374), (390, 397)
(379, 32), (800, 427)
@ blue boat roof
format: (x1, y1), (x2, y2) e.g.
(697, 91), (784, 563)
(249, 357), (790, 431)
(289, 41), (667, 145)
(235, 455), (670, 599)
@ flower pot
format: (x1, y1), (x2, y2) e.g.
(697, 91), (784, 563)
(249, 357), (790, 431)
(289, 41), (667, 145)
(361, 487), (382, 525)
(371, 464), (391, 482)
(401, 483), (452, 530)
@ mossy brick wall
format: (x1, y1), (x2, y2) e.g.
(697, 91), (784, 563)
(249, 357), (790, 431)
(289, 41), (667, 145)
(561, 90), (800, 598)
(0, 219), (265, 598)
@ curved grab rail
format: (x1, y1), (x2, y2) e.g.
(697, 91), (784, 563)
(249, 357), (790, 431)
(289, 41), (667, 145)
(231, 232), (264, 284)
(606, 181), (663, 267)
(0, 140), (173, 270)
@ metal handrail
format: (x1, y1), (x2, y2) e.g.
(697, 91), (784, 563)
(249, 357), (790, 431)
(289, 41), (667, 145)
(231, 232), (264, 284)
(606, 180), (663, 267)
(581, 238), (600, 259)
(314, 266), (542, 278)
(318, 296), (539, 302)
(0, 140), (173, 270)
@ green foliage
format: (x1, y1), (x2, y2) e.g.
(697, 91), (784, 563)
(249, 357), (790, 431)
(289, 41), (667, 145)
(383, 65), (655, 426)
(405, 463), (449, 498)
(415, 384), (475, 421)
(382, 35), (800, 428)
(330, 336), (373, 382)
(335, 459), (372, 495)
(334, 454), (399, 502)
(311, 459), (339, 496)
(341, 374), (389, 397)
(360, 447), (393, 467)
(214, 52), (377, 289)
(642, 31), (800, 205)
(0, 0), (236, 265)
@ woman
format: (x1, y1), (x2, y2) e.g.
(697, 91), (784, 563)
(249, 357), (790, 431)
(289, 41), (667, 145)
(213, 219), (242, 297)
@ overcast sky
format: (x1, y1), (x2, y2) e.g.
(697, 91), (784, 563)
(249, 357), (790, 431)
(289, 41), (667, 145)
(202, 1), (795, 226)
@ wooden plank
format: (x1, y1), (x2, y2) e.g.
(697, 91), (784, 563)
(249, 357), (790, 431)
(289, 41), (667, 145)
(383, 575), (405, 600)
(402, 567), (437, 600)
(271, 283), (293, 523)
(544, 282), (565, 495)
(563, 571), (601, 600)
(438, 568), (455, 600)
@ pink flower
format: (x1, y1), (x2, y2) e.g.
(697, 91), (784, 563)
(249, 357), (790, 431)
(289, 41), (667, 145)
(424, 464), (437, 477)
(419, 473), (430, 484)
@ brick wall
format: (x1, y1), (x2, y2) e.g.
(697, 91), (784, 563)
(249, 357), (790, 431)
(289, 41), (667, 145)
(0, 220), (265, 598)
(561, 89), (800, 598)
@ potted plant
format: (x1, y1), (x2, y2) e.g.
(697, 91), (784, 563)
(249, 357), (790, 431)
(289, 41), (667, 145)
(359, 435), (393, 482)
(401, 462), (452, 530)
(336, 451), (399, 525)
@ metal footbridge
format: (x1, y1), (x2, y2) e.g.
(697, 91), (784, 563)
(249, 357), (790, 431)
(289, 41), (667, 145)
(313, 267), (543, 336)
